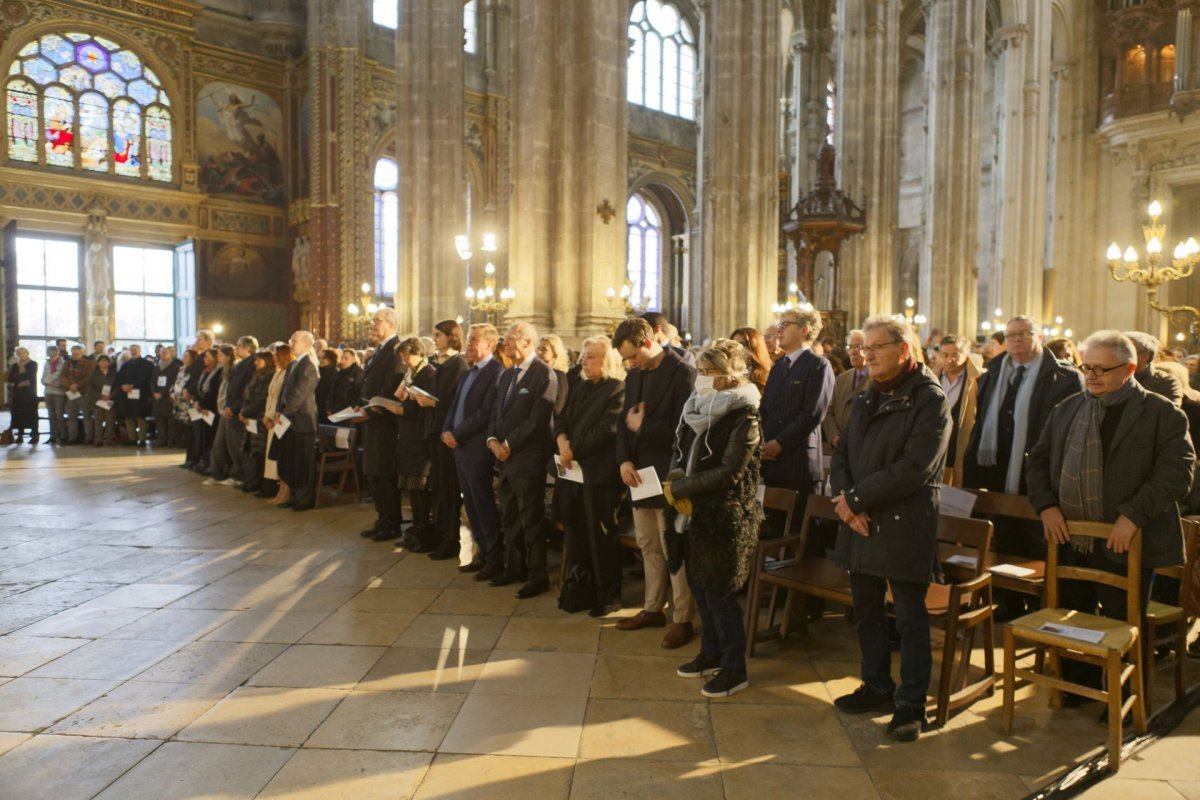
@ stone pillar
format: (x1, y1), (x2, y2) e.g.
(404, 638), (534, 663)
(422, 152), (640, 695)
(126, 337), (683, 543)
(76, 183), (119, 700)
(506, 0), (628, 338)
(696, 0), (782, 338)
(835, 0), (901, 324)
(990, 8), (1052, 323)
(396, 0), (466, 334)
(83, 206), (112, 345)
(919, 0), (986, 334)
(790, 0), (836, 200)
(306, 0), (369, 340)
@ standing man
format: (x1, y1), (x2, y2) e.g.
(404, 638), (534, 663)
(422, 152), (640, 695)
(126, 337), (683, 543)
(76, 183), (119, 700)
(62, 345), (93, 444)
(613, 317), (698, 649)
(822, 329), (868, 455)
(487, 322), (558, 598)
(211, 336), (258, 484)
(152, 346), (181, 447)
(641, 311), (695, 366)
(830, 316), (952, 743)
(442, 323), (505, 578)
(116, 344), (154, 447)
(358, 308), (402, 540)
(934, 334), (983, 486)
(278, 331), (320, 511)
(1126, 331), (1184, 407)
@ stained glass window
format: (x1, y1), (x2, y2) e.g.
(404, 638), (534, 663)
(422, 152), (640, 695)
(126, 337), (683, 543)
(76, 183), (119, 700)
(626, 194), (662, 311)
(628, 1), (697, 120)
(3, 31), (172, 182)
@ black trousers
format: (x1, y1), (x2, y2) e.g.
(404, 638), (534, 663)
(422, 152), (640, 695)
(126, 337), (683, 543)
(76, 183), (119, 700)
(561, 481), (623, 604)
(368, 472), (401, 534)
(431, 444), (463, 549)
(290, 431), (316, 504)
(499, 471), (548, 582)
(457, 456), (502, 568)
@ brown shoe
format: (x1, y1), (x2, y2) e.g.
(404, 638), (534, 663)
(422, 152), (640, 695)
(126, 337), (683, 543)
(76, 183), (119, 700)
(614, 610), (667, 631)
(661, 622), (695, 649)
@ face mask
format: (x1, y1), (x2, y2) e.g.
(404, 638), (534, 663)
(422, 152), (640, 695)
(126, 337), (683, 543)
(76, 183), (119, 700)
(694, 375), (717, 397)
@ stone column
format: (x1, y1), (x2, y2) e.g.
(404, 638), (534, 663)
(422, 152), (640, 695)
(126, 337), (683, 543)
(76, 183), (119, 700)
(790, 0), (836, 200)
(83, 206), (112, 345)
(919, 0), (986, 334)
(696, 0), (782, 338)
(306, 0), (369, 340)
(395, 0), (466, 334)
(990, 7), (1052, 323)
(506, 0), (627, 338)
(835, 0), (901, 324)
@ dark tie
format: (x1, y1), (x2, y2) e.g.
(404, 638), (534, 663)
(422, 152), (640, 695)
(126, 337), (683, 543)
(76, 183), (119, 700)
(504, 366), (522, 410)
(453, 366), (479, 429)
(995, 365), (1027, 474)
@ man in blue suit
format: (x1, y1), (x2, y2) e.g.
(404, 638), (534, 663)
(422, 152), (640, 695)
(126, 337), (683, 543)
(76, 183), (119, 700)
(441, 323), (505, 580)
(760, 308), (835, 500)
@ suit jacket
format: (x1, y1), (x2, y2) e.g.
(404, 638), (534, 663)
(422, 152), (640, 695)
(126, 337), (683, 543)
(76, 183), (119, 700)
(760, 348), (835, 485)
(615, 348), (696, 507)
(151, 359), (180, 417)
(432, 353), (469, 433)
(1026, 381), (1194, 568)
(488, 357), (557, 476)
(821, 366), (869, 455)
(1137, 366), (1184, 408)
(933, 357), (984, 486)
(962, 350), (1083, 492)
(555, 376), (625, 485)
(223, 356), (256, 416)
(359, 336), (402, 475)
(443, 357), (504, 462)
(278, 356), (319, 434)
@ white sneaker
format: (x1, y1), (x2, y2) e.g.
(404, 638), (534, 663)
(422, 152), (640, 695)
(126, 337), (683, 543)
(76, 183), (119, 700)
(202, 478), (218, 486)
(218, 478), (236, 487)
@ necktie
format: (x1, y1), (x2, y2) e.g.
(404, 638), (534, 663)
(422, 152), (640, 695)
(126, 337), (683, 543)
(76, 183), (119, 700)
(995, 365), (1027, 472)
(504, 366), (523, 409)
(453, 366), (479, 429)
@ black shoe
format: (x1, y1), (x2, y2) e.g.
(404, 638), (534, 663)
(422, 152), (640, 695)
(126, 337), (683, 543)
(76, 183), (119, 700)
(887, 705), (926, 742)
(291, 503), (314, 512)
(702, 669), (749, 698)
(475, 563), (504, 582)
(428, 542), (459, 560)
(489, 572), (520, 588)
(360, 527), (380, 538)
(398, 533), (428, 552)
(458, 560), (484, 574)
(254, 489), (275, 499)
(179, 462), (193, 469)
(279, 499), (298, 509)
(515, 579), (549, 599)
(834, 683), (895, 715)
(677, 653), (722, 679)
(371, 529), (399, 542)
(241, 483), (261, 494)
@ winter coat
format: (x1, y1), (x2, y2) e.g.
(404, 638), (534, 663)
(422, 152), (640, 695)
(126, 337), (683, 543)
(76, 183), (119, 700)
(115, 356), (155, 418)
(831, 365), (952, 585)
(7, 361), (38, 429)
(152, 359), (180, 417)
(394, 360), (439, 477)
(666, 397), (763, 594)
(553, 376), (625, 485)
(327, 363), (363, 417)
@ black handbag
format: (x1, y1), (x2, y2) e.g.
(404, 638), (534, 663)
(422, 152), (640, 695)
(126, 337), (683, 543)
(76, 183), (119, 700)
(557, 565), (597, 613)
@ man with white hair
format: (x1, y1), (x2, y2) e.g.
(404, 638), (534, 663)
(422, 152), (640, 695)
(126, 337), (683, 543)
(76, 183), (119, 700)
(359, 307), (403, 540)
(1125, 330), (1184, 407)
(278, 330), (321, 511)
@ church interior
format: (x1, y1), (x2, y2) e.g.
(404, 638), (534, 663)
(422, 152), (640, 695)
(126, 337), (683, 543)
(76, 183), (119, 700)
(1, 0), (1200, 798)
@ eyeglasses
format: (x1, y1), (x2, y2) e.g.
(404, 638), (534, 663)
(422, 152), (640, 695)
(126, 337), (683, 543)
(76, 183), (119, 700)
(848, 344), (865, 352)
(1005, 330), (1034, 340)
(1079, 363), (1127, 378)
(776, 321), (800, 330)
(862, 340), (902, 354)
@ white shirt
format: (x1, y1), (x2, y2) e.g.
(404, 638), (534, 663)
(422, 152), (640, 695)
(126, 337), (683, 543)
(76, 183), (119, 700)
(940, 368), (966, 410)
(785, 345), (809, 367)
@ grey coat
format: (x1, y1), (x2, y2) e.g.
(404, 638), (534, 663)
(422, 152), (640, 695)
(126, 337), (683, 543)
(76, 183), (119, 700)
(831, 365), (952, 585)
(1025, 381), (1195, 569)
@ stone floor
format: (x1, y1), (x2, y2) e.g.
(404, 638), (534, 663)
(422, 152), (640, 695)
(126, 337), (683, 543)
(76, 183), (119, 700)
(0, 443), (1196, 799)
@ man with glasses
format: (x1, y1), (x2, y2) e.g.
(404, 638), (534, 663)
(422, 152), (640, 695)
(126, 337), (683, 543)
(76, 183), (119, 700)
(934, 334), (983, 486)
(1125, 331), (1184, 407)
(822, 329), (869, 455)
(358, 307), (404, 542)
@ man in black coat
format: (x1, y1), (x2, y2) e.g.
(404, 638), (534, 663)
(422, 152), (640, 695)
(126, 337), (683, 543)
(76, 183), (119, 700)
(830, 316), (952, 743)
(358, 309), (403, 540)
(211, 335), (259, 484)
(152, 346), (181, 447)
(442, 323), (505, 578)
(487, 322), (558, 598)
(116, 344), (155, 447)
(613, 317), (698, 649)
(278, 331), (321, 511)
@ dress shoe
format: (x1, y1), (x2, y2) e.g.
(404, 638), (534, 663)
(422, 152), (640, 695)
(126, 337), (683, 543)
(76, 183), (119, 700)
(371, 529), (399, 542)
(458, 560), (484, 573)
(291, 503), (314, 512)
(614, 610), (667, 631)
(474, 563), (504, 582)
(661, 622), (695, 649)
(360, 527), (380, 538)
(398, 533), (426, 552)
(278, 498), (298, 509)
(489, 572), (521, 588)
(428, 542), (459, 560)
(515, 579), (550, 599)
(241, 483), (261, 494)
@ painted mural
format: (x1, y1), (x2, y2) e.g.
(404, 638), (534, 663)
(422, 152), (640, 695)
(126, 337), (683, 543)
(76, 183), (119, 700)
(196, 81), (284, 203)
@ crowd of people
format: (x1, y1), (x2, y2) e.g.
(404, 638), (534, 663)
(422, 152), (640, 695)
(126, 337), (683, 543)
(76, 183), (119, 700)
(4, 307), (1198, 743)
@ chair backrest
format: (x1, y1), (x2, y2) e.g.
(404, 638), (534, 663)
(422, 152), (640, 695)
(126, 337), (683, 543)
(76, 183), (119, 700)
(971, 490), (1040, 522)
(936, 514), (994, 577)
(797, 493), (839, 555)
(1181, 516), (1200, 617)
(761, 487), (799, 538)
(1046, 520), (1143, 625)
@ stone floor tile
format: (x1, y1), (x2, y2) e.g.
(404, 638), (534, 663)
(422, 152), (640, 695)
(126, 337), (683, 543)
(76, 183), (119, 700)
(440, 693), (587, 758)
(570, 758), (724, 799)
(247, 644), (386, 689)
(412, 753), (573, 800)
(259, 749), (432, 799)
(200, 610), (331, 644)
(495, 616), (601, 653)
(357, 647), (489, 693)
(0, 731), (31, 757)
(27, 637), (181, 680)
(0, 635), (87, 677)
(330, 587), (441, 614)
(176, 686), (347, 747)
(578, 699), (714, 762)
(11, 605), (151, 638)
(869, 768), (1030, 800)
(427, 589), (519, 617)
(133, 640), (289, 687)
(392, 613), (509, 651)
(722, 763), (881, 800)
(0, 734), (161, 800)
(305, 690), (465, 751)
(1170, 781), (1200, 800)
(299, 610), (416, 646)
(92, 741), (294, 800)
(0, 676), (120, 732)
(711, 702), (859, 767)
(103, 607), (236, 642)
(590, 654), (717, 702)
(472, 650), (596, 698)
(48, 680), (226, 739)
(1077, 778), (1188, 799)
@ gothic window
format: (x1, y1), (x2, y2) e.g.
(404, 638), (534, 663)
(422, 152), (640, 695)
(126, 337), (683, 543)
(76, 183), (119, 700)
(626, 194), (662, 311)
(5, 32), (172, 182)
(374, 157), (400, 298)
(373, 0), (398, 29)
(464, 0), (478, 54)
(628, 0), (697, 120)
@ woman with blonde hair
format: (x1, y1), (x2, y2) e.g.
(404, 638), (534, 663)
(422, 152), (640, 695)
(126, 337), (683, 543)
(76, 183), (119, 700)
(537, 334), (571, 415)
(261, 345), (294, 504)
(730, 327), (773, 394)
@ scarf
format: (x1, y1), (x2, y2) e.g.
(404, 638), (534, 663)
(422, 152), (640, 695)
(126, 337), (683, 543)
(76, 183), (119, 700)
(1058, 380), (1138, 552)
(871, 357), (919, 393)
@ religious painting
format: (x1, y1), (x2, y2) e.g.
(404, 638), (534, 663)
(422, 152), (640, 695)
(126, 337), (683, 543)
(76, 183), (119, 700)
(196, 81), (284, 204)
(199, 242), (287, 303)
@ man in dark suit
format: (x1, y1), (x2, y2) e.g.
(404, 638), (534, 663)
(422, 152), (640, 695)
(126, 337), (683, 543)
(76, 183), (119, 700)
(487, 322), (558, 598)
(641, 311), (695, 366)
(613, 317), (697, 649)
(442, 323), (505, 579)
(358, 308), (403, 540)
(278, 330), (321, 511)
(211, 335), (259, 484)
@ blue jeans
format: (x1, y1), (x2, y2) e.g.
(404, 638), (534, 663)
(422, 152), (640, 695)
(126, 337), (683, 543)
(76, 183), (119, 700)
(849, 572), (931, 709)
(688, 579), (747, 674)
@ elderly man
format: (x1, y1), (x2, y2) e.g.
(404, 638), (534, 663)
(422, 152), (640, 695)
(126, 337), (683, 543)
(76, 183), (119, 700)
(822, 329), (869, 455)
(487, 322), (558, 598)
(830, 316), (952, 742)
(62, 345), (93, 444)
(1126, 331), (1184, 407)
(209, 336), (259, 486)
(934, 334), (983, 486)
(358, 307), (403, 541)
(278, 331), (321, 511)
(1026, 331), (1194, 696)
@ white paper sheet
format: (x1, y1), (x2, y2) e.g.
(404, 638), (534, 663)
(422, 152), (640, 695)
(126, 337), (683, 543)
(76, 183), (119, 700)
(988, 563), (1037, 578)
(101, 385), (111, 397)
(939, 485), (978, 518)
(128, 389), (140, 400)
(202, 411), (216, 426)
(630, 466), (663, 502)
(274, 414), (292, 436)
(187, 406), (202, 422)
(335, 427), (351, 450)
(1038, 622), (1106, 644)
(756, 484), (766, 503)
(245, 419), (259, 435)
(406, 384), (439, 403)
(553, 455), (585, 484)
(66, 390), (82, 400)
(328, 406), (360, 423)
(95, 399), (113, 411)
(157, 376), (167, 387)
(365, 395), (403, 413)
(944, 554), (977, 568)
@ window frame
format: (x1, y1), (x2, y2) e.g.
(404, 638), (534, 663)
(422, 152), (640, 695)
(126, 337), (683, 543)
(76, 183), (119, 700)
(628, 0), (698, 121)
(111, 243), (177, 351)
(14, 233), (83, 389)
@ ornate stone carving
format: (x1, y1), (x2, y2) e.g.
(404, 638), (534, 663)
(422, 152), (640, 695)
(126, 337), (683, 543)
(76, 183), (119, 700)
(210, 210), (271, 236)
(84, 205), (112, 345)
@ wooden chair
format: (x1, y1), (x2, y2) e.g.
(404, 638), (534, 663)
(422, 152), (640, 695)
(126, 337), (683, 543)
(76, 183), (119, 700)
(743, 487), (800, 633)
(1143, 516), (1199, 715)
(314, 424), (363, 508)
(1001, 521), (1148, 774)
(970, 490), (1046, 600)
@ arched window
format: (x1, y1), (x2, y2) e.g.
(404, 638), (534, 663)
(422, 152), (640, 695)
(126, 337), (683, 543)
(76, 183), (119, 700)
(628, 0), (697, 120)
(373, 0), (398, 29)
(5, 32), (172, 182)
(825, 79), (836, 145)
(374, 157), (399, 298)
(464, 0), (478, 54)
(626, 194), (662, 311)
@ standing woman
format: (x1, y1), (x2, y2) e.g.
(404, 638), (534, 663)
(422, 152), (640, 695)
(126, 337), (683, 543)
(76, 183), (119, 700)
(730, 327), (773, 396)
(425, 320), (470, 560)
(553, 336), (626, 615)
(391, 337), (440, 551)
(174, 350), (198, 463)
(261, 345), (293, 503)
(238, 350), (276, 494)
(537, 334), (571, 416)
(85, 354), (116, 446)
(193, 348), (224, 474)
(42, 346), (68, 444)
(6, 347), (39, 443)
(328, 349), (363, 418)
(152, 347), (181, 447)
(662, 339), (763, 698)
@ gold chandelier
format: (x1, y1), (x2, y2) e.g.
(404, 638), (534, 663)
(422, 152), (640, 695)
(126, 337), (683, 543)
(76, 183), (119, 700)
(1106, 200), (1200, 325)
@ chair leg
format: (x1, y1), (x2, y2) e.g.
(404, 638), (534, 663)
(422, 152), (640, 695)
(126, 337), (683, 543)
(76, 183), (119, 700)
(1106, 649), (1124, 773)
(981, 601), (996, 697)
(955, 625), (976, 692)
(1145, 619), (1158, 717)
(1048, 646), (1063, 710)
(313, 458), (326, 509)
(1002, 626), (1016, 735)
(557, 535), (569, 590)
(746, 578), (763, 658)
(935, 616), (958, 727)
(1175, 618), (1187, 704)
(780, 590), (796, 641)
(1131, 631), (1148, 735)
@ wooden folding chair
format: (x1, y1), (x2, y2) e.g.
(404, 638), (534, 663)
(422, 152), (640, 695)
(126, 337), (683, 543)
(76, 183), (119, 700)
(743, 487), (800, 633)
(314, 424), (363, 508)
(1001, 521), (1148, 774)
(1144, 516), (1199, 715)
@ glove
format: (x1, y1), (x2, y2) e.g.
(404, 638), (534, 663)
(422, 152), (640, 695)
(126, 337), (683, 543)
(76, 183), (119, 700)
(666, 529), (687, 574)
(673, 497), (693, 516)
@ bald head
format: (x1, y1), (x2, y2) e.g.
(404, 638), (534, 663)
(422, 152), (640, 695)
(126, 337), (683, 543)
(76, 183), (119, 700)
(289, 330), (314, 356)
